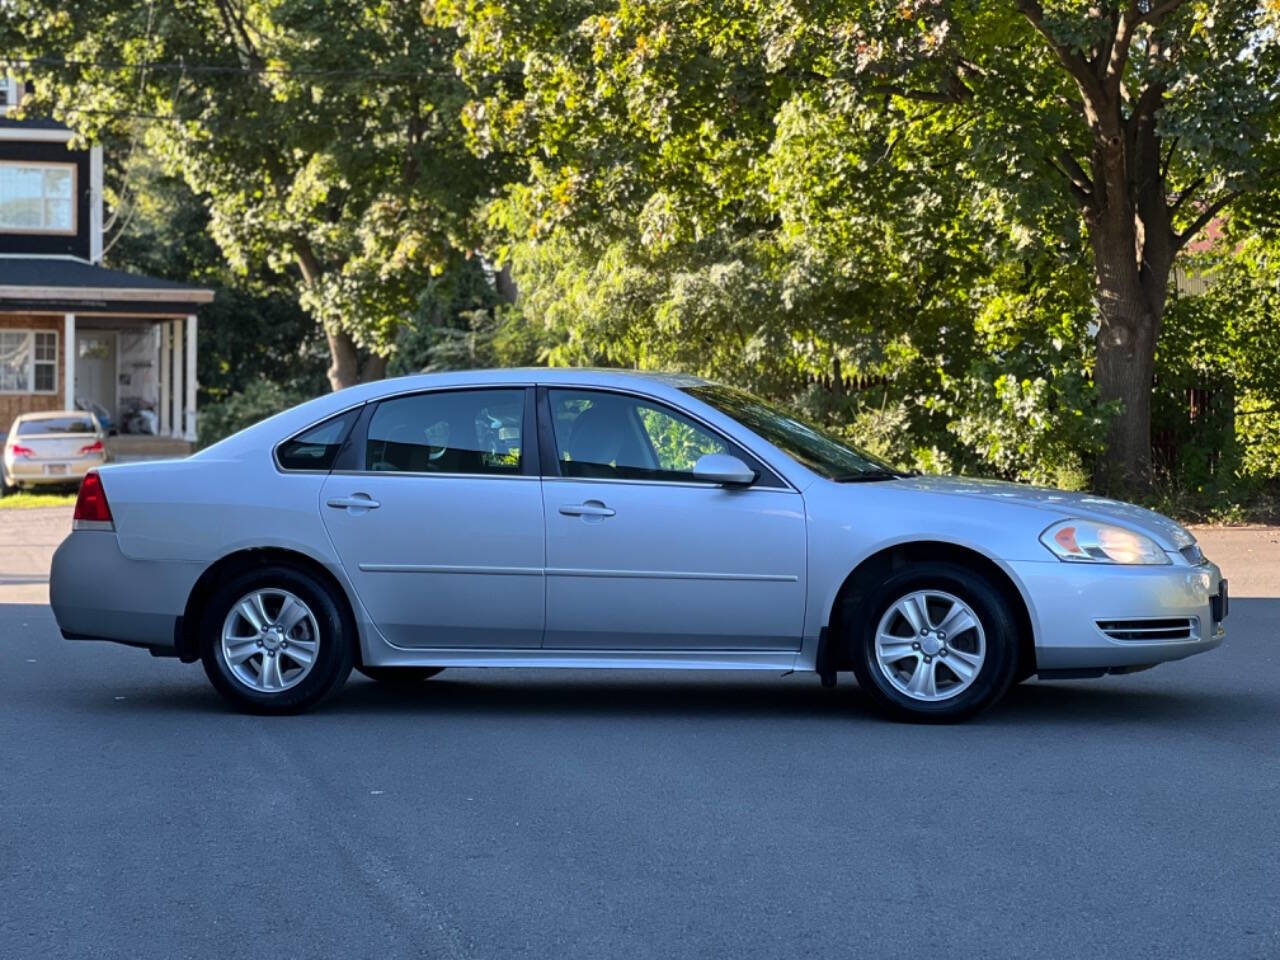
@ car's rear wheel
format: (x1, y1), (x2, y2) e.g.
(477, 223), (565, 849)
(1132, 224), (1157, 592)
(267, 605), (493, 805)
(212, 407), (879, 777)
(848, 562), (1019, 723)
(199, 565), (354, 714)
(356, 665), (445, 686)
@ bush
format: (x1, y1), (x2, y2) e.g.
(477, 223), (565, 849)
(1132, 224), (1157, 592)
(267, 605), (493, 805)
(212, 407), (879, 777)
(197, 379), (310, 448)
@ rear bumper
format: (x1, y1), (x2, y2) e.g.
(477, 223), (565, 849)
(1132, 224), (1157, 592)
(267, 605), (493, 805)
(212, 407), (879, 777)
(1012, 558), (1226, 672)
(6, 457), (103, 486)
(50, 530), (202, 652)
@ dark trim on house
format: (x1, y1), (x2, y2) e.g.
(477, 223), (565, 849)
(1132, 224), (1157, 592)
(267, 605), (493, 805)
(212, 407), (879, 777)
(0, 140), (90, 259)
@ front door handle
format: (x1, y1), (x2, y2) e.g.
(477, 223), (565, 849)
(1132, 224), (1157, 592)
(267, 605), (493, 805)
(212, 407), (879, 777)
(326, 494), (381, 511)
(559, 501), (615, 518)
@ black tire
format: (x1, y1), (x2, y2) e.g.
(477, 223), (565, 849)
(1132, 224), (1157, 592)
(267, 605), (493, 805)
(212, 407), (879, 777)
(199, 564), (355, 714)
(0, 472), (12, 497)
(847, 562), (1020, 723)
(356, 665), (445, 686)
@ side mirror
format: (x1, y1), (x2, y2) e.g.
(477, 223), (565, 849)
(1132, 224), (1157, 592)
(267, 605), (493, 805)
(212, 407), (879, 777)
(693, 453), (756, 487)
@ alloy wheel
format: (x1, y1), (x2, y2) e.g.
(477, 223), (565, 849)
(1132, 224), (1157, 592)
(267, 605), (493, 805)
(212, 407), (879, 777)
(874, 590), (986, 702)
(220, 588), (321, 693)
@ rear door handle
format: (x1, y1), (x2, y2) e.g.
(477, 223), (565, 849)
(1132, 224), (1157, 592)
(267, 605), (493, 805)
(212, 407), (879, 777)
(559, 501), (615, 518)
(326, 494), (381, 511)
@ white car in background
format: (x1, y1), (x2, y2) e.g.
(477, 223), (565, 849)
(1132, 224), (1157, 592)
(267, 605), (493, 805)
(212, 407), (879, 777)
(2, 411), (107, 494)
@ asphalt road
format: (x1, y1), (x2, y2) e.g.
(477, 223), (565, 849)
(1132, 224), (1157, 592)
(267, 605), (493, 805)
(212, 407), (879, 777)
(1, 530), (1278, 959)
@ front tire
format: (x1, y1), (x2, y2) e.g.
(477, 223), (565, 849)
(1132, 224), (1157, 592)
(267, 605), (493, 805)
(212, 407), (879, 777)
(848, 562), (1019, 723)
(199, 565), (355, 714)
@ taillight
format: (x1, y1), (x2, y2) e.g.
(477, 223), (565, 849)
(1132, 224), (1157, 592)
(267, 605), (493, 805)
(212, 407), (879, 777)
(8, 443), (35, 458)
(73, 471), (114, 529)
(79, 439), (104, 455)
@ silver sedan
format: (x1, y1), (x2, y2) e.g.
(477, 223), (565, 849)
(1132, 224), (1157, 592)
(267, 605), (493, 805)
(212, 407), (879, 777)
(49, 369), (1227, 721)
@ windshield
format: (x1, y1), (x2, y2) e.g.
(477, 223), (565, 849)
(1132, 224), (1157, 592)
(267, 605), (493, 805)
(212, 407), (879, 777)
(18, 416), (97, 436)
(683, 384), (903, 481)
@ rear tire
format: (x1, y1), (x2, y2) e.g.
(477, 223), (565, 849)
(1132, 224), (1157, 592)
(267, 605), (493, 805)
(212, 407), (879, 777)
(199, 564), (355, 714)
(847, 562), (1019, 723)
(356, 666), (445, 686)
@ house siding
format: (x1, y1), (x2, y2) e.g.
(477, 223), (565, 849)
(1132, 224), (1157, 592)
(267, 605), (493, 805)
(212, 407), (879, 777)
(0, 313), (66, 430)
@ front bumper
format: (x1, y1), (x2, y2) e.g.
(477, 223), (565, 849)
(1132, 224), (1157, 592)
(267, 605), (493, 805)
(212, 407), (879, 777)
(50, 530), (203, 652)
(1011, 557), (1226, 672)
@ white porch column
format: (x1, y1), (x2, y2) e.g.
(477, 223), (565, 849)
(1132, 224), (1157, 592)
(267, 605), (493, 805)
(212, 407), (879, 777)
(184, 314), (198, 441)
(158, 322), (170, 436)
(63, 313), (75, 410)
(170, 320), (184, 439)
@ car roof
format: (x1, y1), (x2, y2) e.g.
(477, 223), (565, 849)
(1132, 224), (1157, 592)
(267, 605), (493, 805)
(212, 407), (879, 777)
(311, 367), (713, 413)
(372, 367), (710, 390)
(13, 410), (98, 422)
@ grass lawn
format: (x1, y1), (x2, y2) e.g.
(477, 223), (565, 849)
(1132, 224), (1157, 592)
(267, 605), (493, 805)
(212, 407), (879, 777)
(0, 491), (77, 509)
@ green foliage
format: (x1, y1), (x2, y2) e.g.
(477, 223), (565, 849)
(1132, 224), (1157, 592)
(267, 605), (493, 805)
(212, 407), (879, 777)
(390, 255), (540, 373)
(197, 378), (311, 448)
(3, 0), (506, 380)
(1151, 236), (1280, 517)
(637, 406), (726, 472)
(432, 0), (1280, 493)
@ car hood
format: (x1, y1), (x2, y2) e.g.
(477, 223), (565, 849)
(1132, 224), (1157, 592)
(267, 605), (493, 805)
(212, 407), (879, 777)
(892, 475), (1193, 549)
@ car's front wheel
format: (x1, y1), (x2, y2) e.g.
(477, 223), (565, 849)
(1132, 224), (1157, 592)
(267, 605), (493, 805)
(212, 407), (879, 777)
(199, 565), (355, 714)
(848, 562), (1019, 723)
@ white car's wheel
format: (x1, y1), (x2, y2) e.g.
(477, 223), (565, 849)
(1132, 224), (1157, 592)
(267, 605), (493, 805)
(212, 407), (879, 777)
(849, 562), (1019, 723)
(199, 565), (354, 714)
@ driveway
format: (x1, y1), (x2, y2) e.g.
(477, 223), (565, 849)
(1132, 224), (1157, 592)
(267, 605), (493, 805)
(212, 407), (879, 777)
(1, 510), (1277, 959)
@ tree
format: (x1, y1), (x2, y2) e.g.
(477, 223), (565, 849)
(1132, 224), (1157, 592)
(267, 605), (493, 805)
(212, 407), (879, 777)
(435, 0), (1280, 493)
(3, 0), (507, 390)
(105, 153), (329, 407)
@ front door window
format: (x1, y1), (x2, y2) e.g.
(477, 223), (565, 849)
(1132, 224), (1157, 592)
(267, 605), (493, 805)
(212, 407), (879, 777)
(548, 389), (729, 482)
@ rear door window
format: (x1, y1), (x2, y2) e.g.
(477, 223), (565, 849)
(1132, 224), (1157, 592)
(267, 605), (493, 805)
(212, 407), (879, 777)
(365, 389), (525, 475)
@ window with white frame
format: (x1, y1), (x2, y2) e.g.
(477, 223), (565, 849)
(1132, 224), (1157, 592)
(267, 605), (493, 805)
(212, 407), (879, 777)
(0, 331), (58, 394)
(0, 162), (76, 233)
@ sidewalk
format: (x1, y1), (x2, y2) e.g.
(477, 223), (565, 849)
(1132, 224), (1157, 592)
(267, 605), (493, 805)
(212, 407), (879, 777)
(0, 506), (70, 603)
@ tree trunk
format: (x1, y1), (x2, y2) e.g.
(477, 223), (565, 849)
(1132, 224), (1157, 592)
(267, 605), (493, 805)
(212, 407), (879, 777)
(324, 327), (389, 389)
(325, 327), (362, 392)
(359, 352), (388, 384)
(1090, 229), (1165, 496)
(1092, 292), (1157, 495)
(297, 243), (388, 391)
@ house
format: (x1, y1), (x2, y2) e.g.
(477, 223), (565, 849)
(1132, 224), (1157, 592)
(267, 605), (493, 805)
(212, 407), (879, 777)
(0, 75), (211, 452)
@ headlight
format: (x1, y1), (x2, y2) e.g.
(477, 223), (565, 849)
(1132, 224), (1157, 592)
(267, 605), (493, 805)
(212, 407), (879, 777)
(1040, 520), (1171, 565)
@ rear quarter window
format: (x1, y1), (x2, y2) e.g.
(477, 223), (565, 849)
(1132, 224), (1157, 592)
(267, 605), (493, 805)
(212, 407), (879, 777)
(276, 410), (358, 472)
